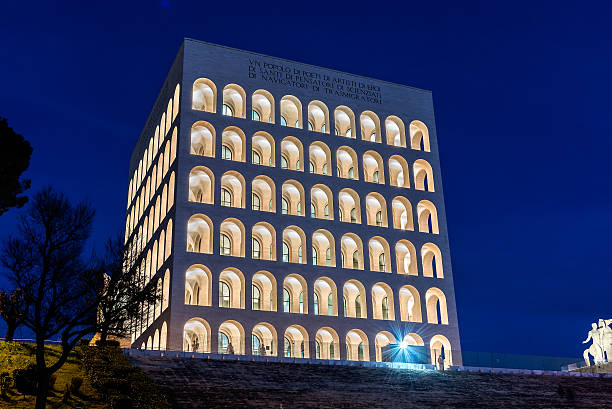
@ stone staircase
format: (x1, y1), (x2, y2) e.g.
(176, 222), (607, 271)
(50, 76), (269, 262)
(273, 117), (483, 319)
(130, 355), (612, 408)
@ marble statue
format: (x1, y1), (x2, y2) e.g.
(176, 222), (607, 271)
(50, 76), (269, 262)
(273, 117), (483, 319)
(583, 319), (612, 366)
(598, 319), (612, 362)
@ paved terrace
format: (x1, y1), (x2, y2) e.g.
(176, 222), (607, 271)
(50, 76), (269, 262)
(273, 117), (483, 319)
(129, 352), (612, 408)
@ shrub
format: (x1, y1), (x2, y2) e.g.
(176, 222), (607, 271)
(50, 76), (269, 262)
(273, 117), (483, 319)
(70, 376), (83, 394)
(111, 394), (133, 409)
(12, 364), (37, 395)
(81, 346), (171, 409)
(0, 372), (11, 397)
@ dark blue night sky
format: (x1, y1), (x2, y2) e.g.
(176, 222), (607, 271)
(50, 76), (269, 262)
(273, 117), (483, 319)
(1, 1), (610, 358)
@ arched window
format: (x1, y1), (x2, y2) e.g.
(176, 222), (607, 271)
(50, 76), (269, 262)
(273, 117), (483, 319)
(360, 111), (381, 142)
(413, 159), (435, 192)
(252, 193), (261, 211)
(252, 131), (275, 167)
(327, 294), (333, 316)
(218, 332), (229, 353)
(355, 295), (362, 318)
(283, 288), (291, 312)
(284, 336), (291, 357)
(282, 242), (289, 262)
(353, 251), (359, 269)
(363, 151), (385, 184)
(221, 145), (232, 160)
(315, 340), (321, 358)
(189, 166), (214, 204)
(382, 297), (389, 320)
(219, 281), (231, 308)
(281, 198), (289, 214)
(252, 176), (275, 212)
(190, 121), (215, 157)
(252, 150), (261, 165)
(314, 293), (319, 315)
(358, 342), (364, 361)
(307, 101), (329, 133)
(410, 120), (431, 151)
(385, 116), (406, 147)
(192, 78), (216, 112)
(220, 233), (231, 255)
(252, 90), (274, 123)
(222, 84), (246, 118)
(299, 291), (304, 314)
(337, 146), (358, 180)
(334, 106), (355, 138)
(252, 334), (261, 355)
(280, 95), (302, 128)
(378, 253), (386, 272)
(252, 285), (261, 310)
(221, 188), (232, 207)
(376, 211), (383, 227)
(252, 238), (261, 259)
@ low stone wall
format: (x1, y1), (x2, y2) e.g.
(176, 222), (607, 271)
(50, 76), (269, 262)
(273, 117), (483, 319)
(571, 362), (612, 374)
(130, 354), (612, 408)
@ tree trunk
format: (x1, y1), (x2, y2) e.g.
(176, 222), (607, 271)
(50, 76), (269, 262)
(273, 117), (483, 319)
(34, 339), (49, 409)
(34, 370), (49, 409)
(4, 323), (16, 342)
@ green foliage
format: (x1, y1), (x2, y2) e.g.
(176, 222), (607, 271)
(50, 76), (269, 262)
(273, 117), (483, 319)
(82, 346), (170, 409)
(12, 364), (37, 395)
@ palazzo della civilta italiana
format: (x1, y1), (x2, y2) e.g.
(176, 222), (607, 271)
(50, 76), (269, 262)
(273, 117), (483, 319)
(124, 39), (462, 367)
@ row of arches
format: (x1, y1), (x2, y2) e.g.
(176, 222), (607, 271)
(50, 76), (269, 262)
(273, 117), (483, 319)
(129, 83), (180, 209)
(191, 123), (435, 190)
(133, 270), (171, 341)
(176, 318), (453, 366)
(127, 170), (176, 245)
(128, 129), (177, 236)
(192, 79), (431, 150)
(189, 168), (439, 233)
(138, 218), (173, 285)
(187, 216), (443, 277)
(184, 265), (448, 324)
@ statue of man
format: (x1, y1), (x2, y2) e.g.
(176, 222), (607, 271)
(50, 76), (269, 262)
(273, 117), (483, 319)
(583, 322), (604, 366)
(597, 319), (612, 362)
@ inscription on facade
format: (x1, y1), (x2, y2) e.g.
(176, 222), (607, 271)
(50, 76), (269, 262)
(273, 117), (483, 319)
(248, 58), (382, 104)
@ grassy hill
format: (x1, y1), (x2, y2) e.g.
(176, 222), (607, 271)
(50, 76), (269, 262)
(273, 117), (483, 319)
(0, 342), (105, 408)
(0, 342), (169, 409)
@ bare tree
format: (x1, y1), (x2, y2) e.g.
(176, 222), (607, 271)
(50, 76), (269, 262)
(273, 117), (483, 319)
(0, 289), (27, 341)
(0, 187), (159, 408)
(0, 188), (97, 409)
(93, 236), (158, 344)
